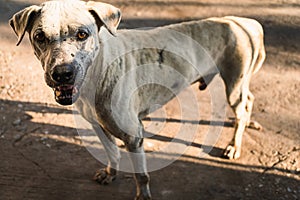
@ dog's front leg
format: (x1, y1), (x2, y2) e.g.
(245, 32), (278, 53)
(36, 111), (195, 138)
(124, 129), (151, 200)
(92, 124), (120, 185)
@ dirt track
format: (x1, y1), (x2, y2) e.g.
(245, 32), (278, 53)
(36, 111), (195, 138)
(0, 0), (299, 199)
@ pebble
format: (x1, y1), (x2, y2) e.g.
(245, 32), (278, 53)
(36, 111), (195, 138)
(275, 178), (281, 184)
(290, 159), (296, 165)
(272, 150), (278, 156)
(14, 134), (22, 140)
(12, 118), (21, 126)
(250, 149), (257, 154)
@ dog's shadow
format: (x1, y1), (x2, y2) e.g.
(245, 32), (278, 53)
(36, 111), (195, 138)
(143, 117), (235, 158)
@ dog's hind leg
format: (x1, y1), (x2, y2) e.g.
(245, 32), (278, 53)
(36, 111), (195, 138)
(124, 122), (151, 200)
(92, 124), (120, 185)
(226, 92), (248, 159)
(245, 46), (265, 131)
(221, 58), (251, 160)
(245, 91), (262, 130)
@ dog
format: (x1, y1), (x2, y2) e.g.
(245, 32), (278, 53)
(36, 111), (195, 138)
(10, 0), (265, 199)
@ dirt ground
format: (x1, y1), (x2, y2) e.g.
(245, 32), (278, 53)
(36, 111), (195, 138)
(0, 0), (299, 199)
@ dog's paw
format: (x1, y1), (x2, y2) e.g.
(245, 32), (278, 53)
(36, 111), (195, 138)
(247, 120), (263, 131)
(93, 168), (116, 185)
(223, 145), (241, 159)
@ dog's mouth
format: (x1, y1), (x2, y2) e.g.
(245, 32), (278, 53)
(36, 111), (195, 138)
(54, 85), (79, 105)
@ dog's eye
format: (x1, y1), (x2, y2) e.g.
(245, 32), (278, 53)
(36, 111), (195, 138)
(77, 31), (89, 41)
(34, 32), (46, 43)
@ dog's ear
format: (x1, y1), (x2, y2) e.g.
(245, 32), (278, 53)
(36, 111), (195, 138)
(86, 1), (121, 35)
(9, 5), (41, 46)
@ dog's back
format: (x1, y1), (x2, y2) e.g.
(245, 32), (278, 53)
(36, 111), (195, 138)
(161, 16), (265, 75)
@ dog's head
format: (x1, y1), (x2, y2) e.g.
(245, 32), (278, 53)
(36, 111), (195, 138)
(9, 0), (121, 105)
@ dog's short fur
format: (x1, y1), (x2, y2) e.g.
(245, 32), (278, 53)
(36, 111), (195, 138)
(10, 0), (265, 199)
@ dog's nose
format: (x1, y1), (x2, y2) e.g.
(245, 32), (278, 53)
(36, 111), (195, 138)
(51, 64), (75, 83)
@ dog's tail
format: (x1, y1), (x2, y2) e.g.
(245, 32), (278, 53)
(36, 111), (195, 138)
(224, 16), (266, 75)
(252, 37), (266, 75)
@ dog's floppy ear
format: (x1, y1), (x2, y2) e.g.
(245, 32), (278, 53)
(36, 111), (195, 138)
(86, 1), (121, 35)
(9, 5), (41, 46)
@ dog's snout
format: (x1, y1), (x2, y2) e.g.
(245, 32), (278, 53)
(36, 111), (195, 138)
(51, 64), (75, 83)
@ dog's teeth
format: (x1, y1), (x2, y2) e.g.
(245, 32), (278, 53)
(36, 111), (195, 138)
(55, 90), (61, 96)
(73, 87), (78, 94)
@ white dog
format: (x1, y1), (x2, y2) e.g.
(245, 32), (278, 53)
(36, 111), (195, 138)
(10, 0), (265, 199)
